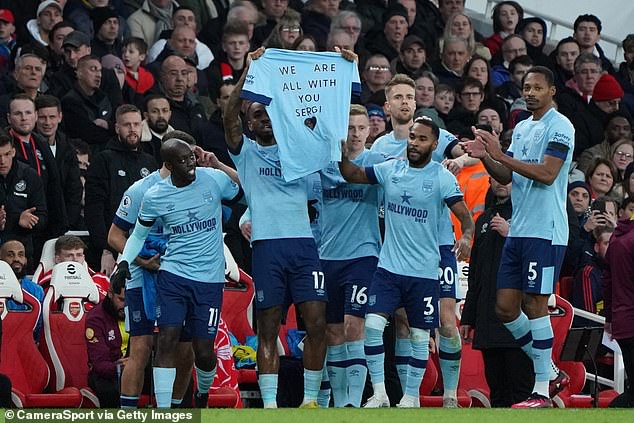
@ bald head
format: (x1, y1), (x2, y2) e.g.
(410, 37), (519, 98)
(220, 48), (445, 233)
(160, 138), (192, 163)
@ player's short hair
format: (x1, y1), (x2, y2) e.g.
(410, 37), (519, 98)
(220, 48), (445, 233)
(349, 104), (368, 118)
(385, 73), (415, 98)
(162, 130), (196, 146)
(413, 115), (440, 141)
(54, 235), (86, 255)
(523, 66), (555, 87)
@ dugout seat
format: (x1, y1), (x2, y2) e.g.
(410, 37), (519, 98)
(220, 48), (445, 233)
(38, 262), (100, 407)
(0, 261), (83, 407)
(32, 237), (57, 283)
(458, 341), (491, 407)
(419, 351), (472, 407)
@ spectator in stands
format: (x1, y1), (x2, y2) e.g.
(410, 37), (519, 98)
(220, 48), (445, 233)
(25, 0), (64, 47)
(1, 239), (44, 340)
(365, 3), (409, 62)
(84, 104), (158, 275)
(433, 36), (470, 89)
(36, 235), (109, 300)
(85, 274), (126, 407)
(557, 53), (604, 157)
(477, 107), (503, 134)
(61, 55), (114, 151)
(572, 14), (615, 75)
(465, 55), (507, 120)
(0, 52), (47, 128)
(0, 9), (16, 75)
(460, 177), (534, 407)
(47, 21), (74, 75)
(577, 112), (632, 173)
(433, 83), (455, 123)
(366, 103), (387, 146)
(392, 35), (429, 79)
(491, 34), (527, 88)
(178, 0), (230, 53)
(236, 0), (271, 47)
(158, 55), (206, 136)
(330, 10), (363, 51)
(603, 212), (634, 407)
(445, 77), (484, 135)
(291, 34), (317, 51)
(326, 28), (354, 52)
(551, 37), (580, 91)
(90, 7), (122, 59)
(616, 34), (634, 117)
(624, 162), (634, 200)
(395, 0), (441, 59)
(121, 37), (155, 107)
(620, 196), (634, 219)
(0, 133), (47, 262)
(206, 20), (250, 106)
(515, 17), (550, 67)
(65, 0), (126, 40)
(442, 12), (491, 60)
(140, 94), (174, 163)
(610, 139), (634, 200)
(414, 71), (445, 128)
(360, 54), (392, 105)
(586, 159), (618, 199)
(127, 0), (178, 48)
(49, 30), (123, 110)
(147, 7), (214, 70)
(592, 73), (625, 116)
(7, 94), (67, 238)
(568, 181), (592, 224)
(263, 9), (303, 49)
(496, 54), (532, 109)
(571, 225), (612, 326)
(34, 95), (83, 230)
(302, 0), (341, 50)
(483, 1), (523, 57)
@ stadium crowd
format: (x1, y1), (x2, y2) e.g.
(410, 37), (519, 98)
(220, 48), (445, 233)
(0, 0), (632, 410)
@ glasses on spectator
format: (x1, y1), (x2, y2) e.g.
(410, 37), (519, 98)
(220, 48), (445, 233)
(281, 26), (301, 33)
(367, 65), (390, 72)
(460, 91), (482, 98)
(615, 151), (633, 159)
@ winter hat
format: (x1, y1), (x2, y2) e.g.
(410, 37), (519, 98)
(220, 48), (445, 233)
(383, 4), (409, 27)
(567, 180), (591, 195)
(593, 74), (624, 102)
(91, 6), (118, 35)
(367, 103), (386, 120)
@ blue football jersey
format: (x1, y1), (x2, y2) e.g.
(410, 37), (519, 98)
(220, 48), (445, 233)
(506, 107), (574, 245)
(138, 168), (239, 283)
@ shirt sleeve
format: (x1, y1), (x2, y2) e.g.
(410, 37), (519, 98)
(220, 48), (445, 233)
(211, 169), (241, 201)
(113, 186), (141, 231)
(240, 52), (274, 105)
(544, 119), (574, 161)
(369, 160), (394, 186)
(440, 169), (464, 207)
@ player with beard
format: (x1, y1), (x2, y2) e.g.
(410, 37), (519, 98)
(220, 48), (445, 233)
(463, 66), (574, 408)
(110, 139), (241, 408)
(370, 74), (471, 407)
(340, 116), (474, 408)
(85, 105), (158, 276)
(1, 239), (45, 340)
(140, 95), (175, 164)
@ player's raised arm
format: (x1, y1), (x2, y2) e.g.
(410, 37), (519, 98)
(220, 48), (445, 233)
(338, 140), (372, 184)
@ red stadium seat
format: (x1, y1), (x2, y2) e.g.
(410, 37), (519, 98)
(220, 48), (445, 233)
(278, 304), (298, 356)
(419, 351), (472, 408)
(0, 262), (82, 407)
(38, 262), (100, 407)
(458, 341), (491, 407)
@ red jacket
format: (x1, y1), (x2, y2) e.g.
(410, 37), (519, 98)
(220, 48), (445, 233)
(603, 218), (634, 339)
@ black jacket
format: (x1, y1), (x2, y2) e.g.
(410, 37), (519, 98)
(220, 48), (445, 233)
(61, 83), (114, 151)
(84, 139), (158, 255)
(49, 63), (123, 110)
(555, 86), (605, 158)
(9, 131), (67, 236)
(0, 159), (48, 257)
(461, 198), (519, 349)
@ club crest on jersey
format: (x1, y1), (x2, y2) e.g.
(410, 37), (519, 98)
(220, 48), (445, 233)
(14, 179), (26, 192)
(422, 180), (433, 193)
(203, 190), (214, 202)
(118, 170), (126, 176)
(140, 168), (150, 177)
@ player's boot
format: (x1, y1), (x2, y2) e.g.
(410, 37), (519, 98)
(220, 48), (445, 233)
(194, 391), (209, 408)
(549, 369), (570, 397)
(443, 397), (459, 408)
(363, 395), (390, 408)
(396, 395), (420, 408)
(512, 393), (553, 408)
(299, 400), (319, 409)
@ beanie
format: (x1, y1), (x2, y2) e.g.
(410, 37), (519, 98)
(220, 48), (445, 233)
(567, 180), (591, 195)
(383, 4), (409, 27)
(91, 7), (118, 35)
(593, 74), (625, 102)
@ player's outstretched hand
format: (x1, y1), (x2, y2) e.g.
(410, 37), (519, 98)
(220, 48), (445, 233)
(452, 237), (471, 261)
(473, 127), (504, 161)
(111, 260), (132, 287)
(334, 46), (358, 63)
(247, 47), (265, 65)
